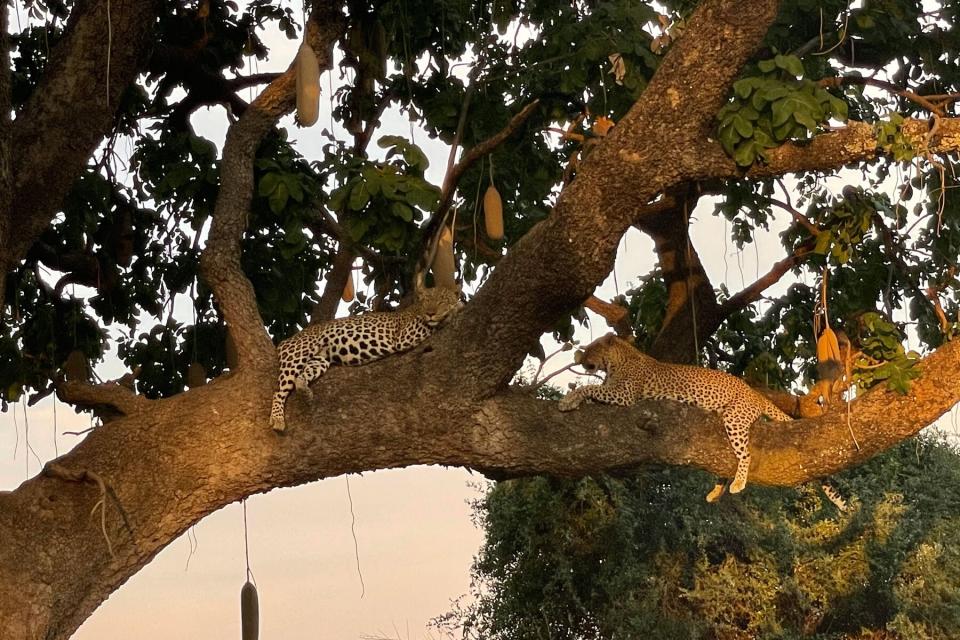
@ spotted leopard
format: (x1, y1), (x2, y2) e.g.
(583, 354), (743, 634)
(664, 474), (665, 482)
(557, 333), (792, 500)
(269, 285), (461, 432)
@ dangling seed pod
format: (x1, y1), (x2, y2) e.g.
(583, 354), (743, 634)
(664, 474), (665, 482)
(240, 580), (259, 640)
(816, 326), (842, 364)
(62, 349), (90, 382)
(186, 362), (207, 389)
(295, 41), (320, 127)
(432, 225), (456, 289)
(342, 271), (355, 303)
(483, 184), (504, 241)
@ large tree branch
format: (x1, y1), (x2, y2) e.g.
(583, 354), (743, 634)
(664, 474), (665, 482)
(1, 0), (162, 296)
(429, 0), (782, 394)
(3, 306), (958, 639)
(198, 2), (344, 367)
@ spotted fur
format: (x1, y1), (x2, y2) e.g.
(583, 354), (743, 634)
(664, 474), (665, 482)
(558, 334), (792, 499)
(269, 286), (461, 432)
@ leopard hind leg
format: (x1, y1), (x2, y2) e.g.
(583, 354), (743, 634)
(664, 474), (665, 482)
(722, 405), (759, 495)
(270, 364), (299, 432)
(295, 356), (331, 395)
(706, 481), (728, 503)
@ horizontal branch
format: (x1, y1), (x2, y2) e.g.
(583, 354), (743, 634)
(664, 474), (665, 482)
(720, 246), (812, 315)
(56, 378), (150, 418)
(749, 118), (960, 178)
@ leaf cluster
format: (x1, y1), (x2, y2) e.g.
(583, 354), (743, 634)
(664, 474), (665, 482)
(447, 437), (960, 640)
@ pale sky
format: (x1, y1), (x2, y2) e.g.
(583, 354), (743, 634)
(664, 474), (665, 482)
(5, 6), (959, 639)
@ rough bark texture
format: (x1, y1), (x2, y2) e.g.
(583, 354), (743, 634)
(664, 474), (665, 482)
(0, 0), (162, 298)
(635, 194), (724, 364)
(5, 0), (960, 638)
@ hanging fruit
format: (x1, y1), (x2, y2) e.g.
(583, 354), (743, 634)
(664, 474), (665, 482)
(240, 580), (259, 640)
(432, 225), (457, 288)
(816, 326), (842, 364)
(295, 41), (320, 126)
(483, 184), (504, 241)
(62, 349), (90, 382)
(186, 362), (207, 389)
(342, 270), (355, 303)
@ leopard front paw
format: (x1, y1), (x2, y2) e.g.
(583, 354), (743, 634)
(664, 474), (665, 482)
(294, 377), (314, 398)
(270, 414), (286, 433)
(557, 394), (583, 412)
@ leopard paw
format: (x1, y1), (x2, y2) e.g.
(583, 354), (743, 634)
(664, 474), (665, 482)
(729, 477), (747, 494)
(557, 395), (581, 412)
(294, 377), (314, 397)
(705, 482), (727, 503)
(270, 415), (286, 433)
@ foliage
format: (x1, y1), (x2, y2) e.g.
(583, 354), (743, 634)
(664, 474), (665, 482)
(442, 437), (960, 640)
(3, 0), (959, 409)
(717, 54), (848, 167)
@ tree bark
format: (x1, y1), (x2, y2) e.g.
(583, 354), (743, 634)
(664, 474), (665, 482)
(635, 193), (724, 364)
(0, 0), (161, 299)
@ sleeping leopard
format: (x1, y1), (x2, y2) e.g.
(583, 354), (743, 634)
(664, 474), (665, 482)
(558, 334), (791, 502)
(558, 334), (847, 509)
(269, 284), (461, 432)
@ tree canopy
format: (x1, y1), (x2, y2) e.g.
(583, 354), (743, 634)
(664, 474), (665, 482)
(1, 0), (960, 637)
(446, 437), (960, 640)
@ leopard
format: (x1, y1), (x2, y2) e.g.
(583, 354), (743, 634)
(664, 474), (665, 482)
(557, 333), (792, 501)
(269, 284), (461, 433)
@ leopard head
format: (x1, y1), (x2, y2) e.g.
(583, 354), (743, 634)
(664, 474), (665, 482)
(412, 284), (462, 327)
(574, 334), (634, 373)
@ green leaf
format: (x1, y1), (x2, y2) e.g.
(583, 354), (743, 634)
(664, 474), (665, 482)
(348, 181), (370, 211)
(268, 182), (289, 214)
(814, 231), (832, 254)
(258, 172), (281, 197)
(718, 123), (741, 154)
(328, 185), (349, 211)
(734, 78), (759, 99)
(757, 58), (777, 73)
(344, 216), (372, 241)
(771, 98), (794, 127)
(732, 113), (754, 138)
(733, 141), (758, 167)
(775, 53), (804, 77)
(793, 109), (819, 132)
(391, 201), (414, 222)
(283, 175), (304, 202)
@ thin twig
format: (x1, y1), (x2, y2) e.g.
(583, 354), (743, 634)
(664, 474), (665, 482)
(419, 100), (542, 277)
(819, 76), (949, 116)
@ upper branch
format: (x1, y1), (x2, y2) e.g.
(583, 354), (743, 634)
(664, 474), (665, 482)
(199, 1), (344, 368)
(3, 0), (162, 284)
(431, 0), (782, 394)
(691, 118), (960, 181)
